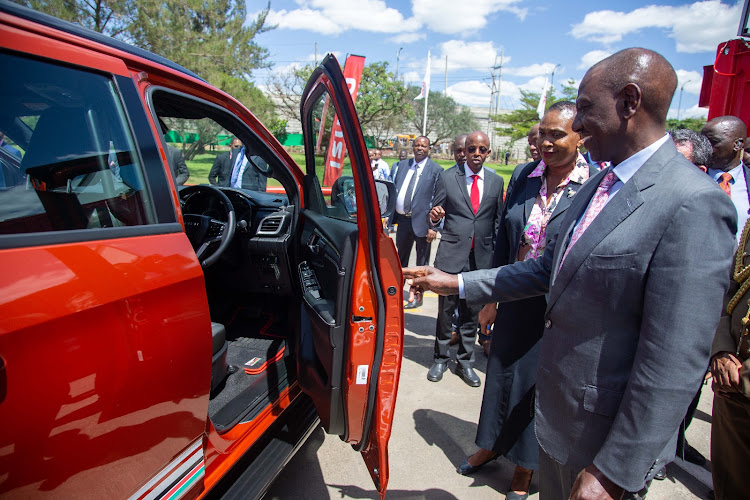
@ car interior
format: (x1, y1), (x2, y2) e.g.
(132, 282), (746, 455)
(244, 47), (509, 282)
(1, 44), (375, 440)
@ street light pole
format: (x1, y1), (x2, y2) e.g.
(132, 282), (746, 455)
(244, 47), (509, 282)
(550, 63), (561, 90)
(677, 80), (692, 121)
(395, 47), (403, 80)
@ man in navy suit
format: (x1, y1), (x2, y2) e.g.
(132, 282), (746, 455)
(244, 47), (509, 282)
(427, 132), (504, 386)
(389, 135), (442, 309)
(405, 48), (736, 499)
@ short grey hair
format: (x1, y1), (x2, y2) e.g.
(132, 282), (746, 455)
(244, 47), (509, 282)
(670, 128), (712, 167)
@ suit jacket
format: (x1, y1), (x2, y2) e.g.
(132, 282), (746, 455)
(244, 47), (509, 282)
(208, 150), (234, 186)
(240, 155), (268, 191)
(462, 140), (737, 491)
(432, 164), (504, 273)
(388, 157), (442, 237)
(167, 145), (189, 185)
(494, 160), (599, 268)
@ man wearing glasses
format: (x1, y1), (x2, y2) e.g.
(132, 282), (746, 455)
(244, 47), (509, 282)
(427, 131), (504, 386)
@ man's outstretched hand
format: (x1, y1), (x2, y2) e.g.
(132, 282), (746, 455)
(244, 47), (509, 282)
(402, 266), (460, 296)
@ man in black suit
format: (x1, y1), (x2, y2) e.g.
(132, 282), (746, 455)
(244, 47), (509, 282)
(166, 144), (189, 185)
(208, 137), (242, 186)
(427, 132), (504, 386)
(228, 145), (268, 192)
(388, 135), (442, 309)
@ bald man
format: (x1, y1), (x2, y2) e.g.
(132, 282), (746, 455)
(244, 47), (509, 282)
(427, 132), (504, 386)
(405, 48), (736, 499)
(702, 115), (749, 243)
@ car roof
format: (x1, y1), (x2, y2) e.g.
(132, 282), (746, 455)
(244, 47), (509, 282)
(0, 0), (204, 82)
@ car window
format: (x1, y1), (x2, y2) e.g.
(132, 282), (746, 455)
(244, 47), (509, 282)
(150, 89), (276, 194)
(0, 51), (155, 235)
(306, 90), (357, 222)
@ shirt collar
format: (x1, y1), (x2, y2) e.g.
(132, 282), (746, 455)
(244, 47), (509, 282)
(413, 157), (427, 169)
(463, 163), (484, 180)
(709, 162), (743, 182)
(611, 133), (670, 184)
(529, 153), (590, 185)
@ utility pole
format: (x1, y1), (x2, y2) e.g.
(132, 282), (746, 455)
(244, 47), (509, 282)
(314, 42), (318, 66)
(678, 80), (692, 121)
(395, 47), (403, 80)
(487, 50), (504, 155)
(444, 55), (448, 96)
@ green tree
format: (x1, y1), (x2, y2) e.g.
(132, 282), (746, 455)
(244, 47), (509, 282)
(129, 0), (274, 118)
(666, 117), (707, 132)
(410, 88), (478, 147)
(355, 62), (410, 147)
(19, 0), (136, 36)
(265, 64), (316, 124)
(493, 89), (551, 143)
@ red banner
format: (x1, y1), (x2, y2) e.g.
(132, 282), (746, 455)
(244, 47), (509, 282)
(322, 55), (365, 187)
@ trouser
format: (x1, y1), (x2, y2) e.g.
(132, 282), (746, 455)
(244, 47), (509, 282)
(538, 448), (650, 499)
(394, 213), (431, 267)
(434, 251), (479, 366)
(711, 393), (750, 500)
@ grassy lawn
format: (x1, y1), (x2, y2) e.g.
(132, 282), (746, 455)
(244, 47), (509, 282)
(184, 150), (517, 188)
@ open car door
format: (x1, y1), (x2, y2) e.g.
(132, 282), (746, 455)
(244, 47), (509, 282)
(296, 54), (404, 496)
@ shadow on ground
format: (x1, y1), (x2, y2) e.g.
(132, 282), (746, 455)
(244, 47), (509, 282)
(411, 408), (538, 496)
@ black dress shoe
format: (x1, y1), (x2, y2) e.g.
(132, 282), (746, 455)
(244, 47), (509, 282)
(456, 365), (481, 387)
(404, 299), (423, 310)
(456, 453), (498, 475)
(681, 443), (707, 466)
(427, 362), (448, 382)
(653, 467), (666, 480)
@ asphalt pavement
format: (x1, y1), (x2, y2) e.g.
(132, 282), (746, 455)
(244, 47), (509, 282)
(265, 234), (715, 499)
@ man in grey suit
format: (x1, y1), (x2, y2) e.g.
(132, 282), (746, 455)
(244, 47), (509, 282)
(428, 132), (504, 387)
(404, 48), (737, 499)
(388, 135), (443, 309)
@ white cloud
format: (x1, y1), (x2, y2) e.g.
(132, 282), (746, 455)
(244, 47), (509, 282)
(668, 103), (709, 120)
(504, 62), (558, 77)
(411, 0), (527, 34)
(266, 0), (415, 35)
(675, 69), (704, 94)
(570, 1), (741, 53)
(393, 32), (425, 44)
(578, 50), (612, 70)
(400, 70), (421, 85)
(446, 81), (492, 107)
(437, 40), (508, 71)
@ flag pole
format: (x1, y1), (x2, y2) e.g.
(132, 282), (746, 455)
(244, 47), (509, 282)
(422, 50), (430, 136)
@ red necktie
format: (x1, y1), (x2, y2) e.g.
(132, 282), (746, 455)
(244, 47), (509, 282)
(470, 174), (480, 214)
(718, 172), (732, 197)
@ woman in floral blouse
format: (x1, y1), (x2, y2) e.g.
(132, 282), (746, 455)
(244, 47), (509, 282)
(456, 101), (599, 500)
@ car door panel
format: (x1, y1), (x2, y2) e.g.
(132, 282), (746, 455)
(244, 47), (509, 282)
(297, 54), (404, 496)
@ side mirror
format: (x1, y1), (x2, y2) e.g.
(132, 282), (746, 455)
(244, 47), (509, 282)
(330, 176), (395, 219)
(374, 179), (395, 218)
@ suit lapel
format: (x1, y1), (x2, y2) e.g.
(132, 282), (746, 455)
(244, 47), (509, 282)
(454, 165), (474, 215)
(546, 142), (673, 309)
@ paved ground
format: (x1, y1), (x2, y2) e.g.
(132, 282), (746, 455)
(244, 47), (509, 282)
(265, 235), (715, 499)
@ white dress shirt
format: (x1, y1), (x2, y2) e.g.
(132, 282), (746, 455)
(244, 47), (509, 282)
(395, 158), (427, 214)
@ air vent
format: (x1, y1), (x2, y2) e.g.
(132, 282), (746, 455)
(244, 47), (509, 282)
(256, 214), (286, 236)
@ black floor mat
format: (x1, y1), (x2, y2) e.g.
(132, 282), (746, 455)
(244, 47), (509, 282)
(209, 336), (289, 433)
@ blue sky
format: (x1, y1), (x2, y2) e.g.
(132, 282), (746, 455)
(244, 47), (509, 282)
(252, 0), (743, 119)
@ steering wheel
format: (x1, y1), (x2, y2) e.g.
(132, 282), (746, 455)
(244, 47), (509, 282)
(179, 185), (236, 267)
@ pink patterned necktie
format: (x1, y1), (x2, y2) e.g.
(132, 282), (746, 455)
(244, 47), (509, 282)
(560, 171), (618, 267)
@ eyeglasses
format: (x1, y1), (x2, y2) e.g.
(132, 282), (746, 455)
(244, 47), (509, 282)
(467, 146), (488, 154)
